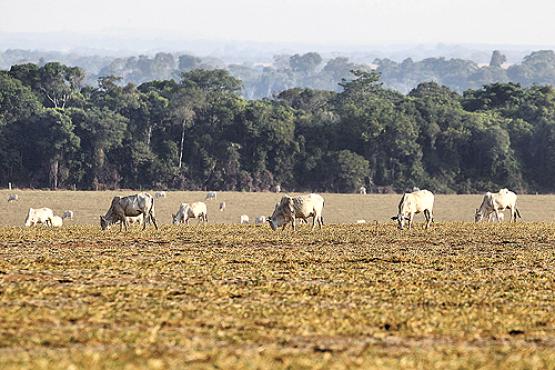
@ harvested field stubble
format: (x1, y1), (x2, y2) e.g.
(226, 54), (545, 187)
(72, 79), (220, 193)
(1, 223), (555, 369)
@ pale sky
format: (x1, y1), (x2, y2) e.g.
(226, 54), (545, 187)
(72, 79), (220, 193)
(1, 0), (554, 46)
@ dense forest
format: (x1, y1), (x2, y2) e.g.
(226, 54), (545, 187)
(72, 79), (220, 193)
(3, 49), (555, 98)
(1, 61), (555, 193)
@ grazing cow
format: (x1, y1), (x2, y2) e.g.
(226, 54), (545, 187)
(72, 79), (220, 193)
(172, 202), (208, 225)
(62, 210), (74, 220)
(7, 194), (18, 202)
(206, 191), (217, 200)
(475, 189), (521, 223)
(219, 201), (226, 211)
(359, 186), (367, 195)
(255, 216), (266, 225)
(48, 215), (63, 228)
(488, 212), (505, 222)
(100, 192), (158, 231)
(24, 208), (54, 227)
(267, 193), (325, 231)
(154, 191), (167, 199)
(356, 219), (367, 224)
(126, 214), (144, 226)
(391, 189), (434, 230)
(240, 215), (250, 224)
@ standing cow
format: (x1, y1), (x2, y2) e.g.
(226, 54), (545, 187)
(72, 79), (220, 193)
(206, 191), (217, 200)
(100, 192), (158, 231)
(267, 193), (325, 231)
(391, 189), (434, 230)
(475, 189), (521, 223)
(172, 202), (208, 224)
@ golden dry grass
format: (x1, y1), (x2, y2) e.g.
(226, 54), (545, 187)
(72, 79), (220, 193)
(1, 191), (555, 368)
(1, 221), (555, 369)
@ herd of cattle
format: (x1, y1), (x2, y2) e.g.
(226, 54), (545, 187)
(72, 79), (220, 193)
(12, 187), (523, 231)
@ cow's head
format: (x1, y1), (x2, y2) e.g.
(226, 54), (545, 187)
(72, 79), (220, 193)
(100, 215), (111, 230)
(474, 209), (484, 223)
(171, 213), (178, 225)
(391, 214), (410, 230)
(267, 199), (293, 231)
(24, 208), (34, 227)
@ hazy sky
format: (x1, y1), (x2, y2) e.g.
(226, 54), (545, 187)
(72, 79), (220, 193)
(1, 0), (554, 46)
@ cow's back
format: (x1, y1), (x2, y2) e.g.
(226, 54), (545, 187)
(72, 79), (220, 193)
(293, 193), (324, 218)
(401, 190), (434, 213)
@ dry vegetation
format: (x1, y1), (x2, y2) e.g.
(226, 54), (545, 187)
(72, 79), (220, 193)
(1, 191), (555, 369)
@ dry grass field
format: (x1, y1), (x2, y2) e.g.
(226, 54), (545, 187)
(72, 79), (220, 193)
(1, 191), (555, 369)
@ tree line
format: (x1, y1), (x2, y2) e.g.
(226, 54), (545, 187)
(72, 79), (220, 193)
(1, 62), (555, 193)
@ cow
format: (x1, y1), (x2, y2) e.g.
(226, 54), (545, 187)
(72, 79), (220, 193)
(7, 194), (18, 202)
(24, 208), (54, 227)
(206, 191), (217, 200)
(126, 214), (144, 226)
(219, 201), (226, 212)
(154, 191), (167, 199)
(48, 215), (63, 228)
(100, 192), (158, 231)
(488, 212), (505, 222)
(474, 189), (521, 223)
(391, 189), (434, 230)
(274, 184), (282, 193)
(172, 202), (208, 225)
(356, 219), (367, 224)
(62, 210), (74, 220)
(267, 193), (325, 231)
(359, 186), (367, 195)
(255, 216), (266, 225)
(240, 215), (250, 224)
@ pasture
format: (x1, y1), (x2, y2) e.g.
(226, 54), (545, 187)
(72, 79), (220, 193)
(1, 191), (555, 368)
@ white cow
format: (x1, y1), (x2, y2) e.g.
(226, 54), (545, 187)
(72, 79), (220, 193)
(219, 202), (226, 211)
(206, 191), (217, 200)
(240, 215), (250, 224)
(255, 216), (266, 225)
(24, 208), (54, 227)
(48, 215), (63, 228)
(391, 189), (434, 230)
(274, 184), (282, 193)
(359, 186), (367, 195)
(488, 212), (505, 222)
(126, 214), (144, 226)
(62, 210), (74, 220)
(7, 194), (19, 202)
(268, 193), (325, 231)
(475, 189), (521, 223)
(356, 219), (367, 224)
(154, 191), (167, 199)
(172, 202), (208, 224)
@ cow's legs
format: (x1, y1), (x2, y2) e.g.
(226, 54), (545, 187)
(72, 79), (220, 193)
(150, 211), (158, 230)
(424, 210), (431, 229)
(292, 218), (296, 231)
(311, 216), (316, 231)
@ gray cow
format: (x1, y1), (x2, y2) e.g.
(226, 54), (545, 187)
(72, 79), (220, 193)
(100, 192), (158, 231)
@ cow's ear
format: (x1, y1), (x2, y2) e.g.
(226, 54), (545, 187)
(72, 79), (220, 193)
(391, 216), (398, 220)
